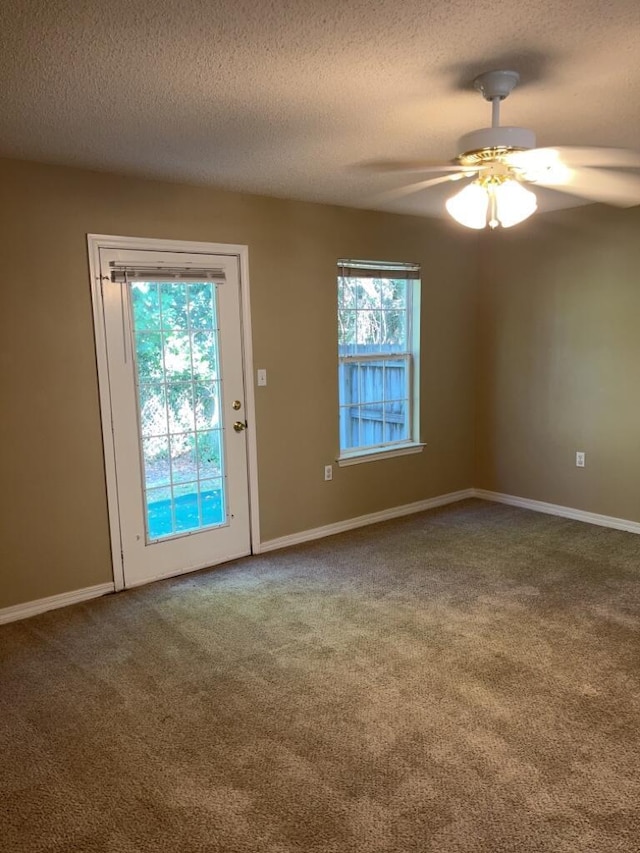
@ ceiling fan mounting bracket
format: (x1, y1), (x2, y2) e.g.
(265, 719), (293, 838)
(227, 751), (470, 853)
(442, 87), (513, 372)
(473, 70), (520, 101)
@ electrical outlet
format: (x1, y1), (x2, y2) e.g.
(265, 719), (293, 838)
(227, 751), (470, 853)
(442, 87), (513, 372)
(324, 465), (333, 481)
(576, 451), (585, 468)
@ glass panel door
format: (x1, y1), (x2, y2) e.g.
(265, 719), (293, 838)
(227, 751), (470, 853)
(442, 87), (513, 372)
(97, 245), (251, 589)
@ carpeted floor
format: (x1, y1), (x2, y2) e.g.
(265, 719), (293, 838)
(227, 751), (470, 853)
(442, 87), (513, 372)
(1, 499), (639, 852)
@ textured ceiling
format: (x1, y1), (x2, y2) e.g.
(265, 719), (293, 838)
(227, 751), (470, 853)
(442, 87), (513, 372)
(0, 0), (638, 217)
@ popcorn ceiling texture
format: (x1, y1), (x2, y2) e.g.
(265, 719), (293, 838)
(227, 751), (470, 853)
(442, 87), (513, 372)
(0, 0), (638, 215)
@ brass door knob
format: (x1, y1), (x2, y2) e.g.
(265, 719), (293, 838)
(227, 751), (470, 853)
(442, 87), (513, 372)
(233, 420), (248, 432)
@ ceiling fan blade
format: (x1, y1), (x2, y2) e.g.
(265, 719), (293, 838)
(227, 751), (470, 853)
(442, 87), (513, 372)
(552, 146), (640, 168)
(533, 166), (640, 207)
(361, 159), (472, 174)
(370, 172), (477, 204)
(507, 146), (640, 172)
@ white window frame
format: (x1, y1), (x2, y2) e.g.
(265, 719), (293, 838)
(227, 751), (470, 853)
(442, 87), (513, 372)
(336, 260), (424, 466)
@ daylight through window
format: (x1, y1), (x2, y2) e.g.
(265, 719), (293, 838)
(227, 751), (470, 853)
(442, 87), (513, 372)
(337, 260), (421, 460)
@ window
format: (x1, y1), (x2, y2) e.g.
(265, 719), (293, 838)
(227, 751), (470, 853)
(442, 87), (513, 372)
(337, 259), (422, 464)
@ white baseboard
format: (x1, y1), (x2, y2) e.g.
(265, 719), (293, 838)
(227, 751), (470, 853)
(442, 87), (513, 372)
(258, 488), (476, 553)
(474, 489), (640, 535)
(0, 583), (115, 626)
(3, 488), (636, 627)
(260, 486), (640, 554)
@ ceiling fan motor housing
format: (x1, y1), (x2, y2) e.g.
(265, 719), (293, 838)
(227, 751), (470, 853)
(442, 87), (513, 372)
(457, 127), (537, 163)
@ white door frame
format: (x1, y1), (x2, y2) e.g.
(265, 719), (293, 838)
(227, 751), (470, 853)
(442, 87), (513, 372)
(87, 234), (260, 591)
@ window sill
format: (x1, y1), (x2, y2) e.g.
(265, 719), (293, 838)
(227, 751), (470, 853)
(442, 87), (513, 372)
(337, 442), (426, 467)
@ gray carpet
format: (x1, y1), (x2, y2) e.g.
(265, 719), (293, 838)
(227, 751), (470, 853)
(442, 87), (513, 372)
(1, 499), (639, 852)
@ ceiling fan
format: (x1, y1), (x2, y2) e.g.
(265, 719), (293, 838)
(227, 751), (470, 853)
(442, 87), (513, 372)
(374, 70), (640, 229)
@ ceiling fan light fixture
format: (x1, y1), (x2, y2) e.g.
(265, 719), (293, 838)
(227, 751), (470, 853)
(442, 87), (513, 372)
(493, 179), (538, 227)
(446, 178), (537, 230)
(445, 181), (489, 229)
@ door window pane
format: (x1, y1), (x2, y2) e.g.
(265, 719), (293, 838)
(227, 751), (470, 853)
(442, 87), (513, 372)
(197, 430), (223, 479)
(188, 283), (217, 330)
(199, 478), (225, 527)
(163, 332), (192, 380)
(146, 486), (174, 539)
(170, 434), (198, 484)
(132, 282), (161, 331)
(159, 282), (188, 330)
(135, 333), (164, 380)
(139, 384), (168, 437)
(166, 384), (195, 434)
(142, 436), (170, 487)
(194, 381), (221, 430)
(173, 482), (201, 533)
(131, 281), (228, 542)
(191, 332), (218, 379)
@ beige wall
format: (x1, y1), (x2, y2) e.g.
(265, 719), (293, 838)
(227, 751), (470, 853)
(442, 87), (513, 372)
(476, 204), (640, 522)
(0, 158), (477, 609)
